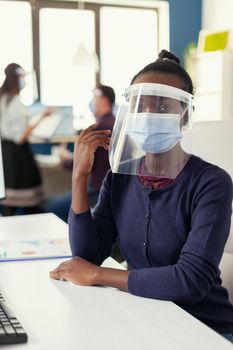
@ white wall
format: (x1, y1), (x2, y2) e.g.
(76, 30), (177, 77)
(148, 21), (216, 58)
(202, 0), (233, 30)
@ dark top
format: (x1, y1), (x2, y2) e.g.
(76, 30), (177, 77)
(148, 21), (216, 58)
(68, 155), (233, 333)
(2, 140), (41, 189)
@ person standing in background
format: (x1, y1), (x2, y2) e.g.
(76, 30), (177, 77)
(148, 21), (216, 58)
(0, 63), (52, 216)
(43, 84), (116, 222)
(88, 85), (116, 192)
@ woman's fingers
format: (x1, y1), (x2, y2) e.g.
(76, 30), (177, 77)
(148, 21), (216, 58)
(86, 138), (110, 151)
(81, 123), (99, 136)
(50, 260), (70, 273)
(72, 125), (111, 177)
(51, 263), (63, 273)
(49, 269), (67, 280)
(85, 134), (111, 144)
(84, 129), (111, 136)
(92, 140), (110, 151)
(81, 130), (111, 142)
(76, 125), (111, 151)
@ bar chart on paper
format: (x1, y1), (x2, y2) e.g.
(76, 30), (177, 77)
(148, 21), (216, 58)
(0, 238), (71, 262)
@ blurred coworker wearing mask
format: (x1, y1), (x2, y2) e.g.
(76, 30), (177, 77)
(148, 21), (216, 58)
(0, 63), (52, 216)
(44, 84), (116, 222)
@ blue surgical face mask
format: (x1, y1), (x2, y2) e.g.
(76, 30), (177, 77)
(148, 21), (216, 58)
(89, 99), (96, 114)
(127, 113), (182, 154)
(19, 78), (26, 90)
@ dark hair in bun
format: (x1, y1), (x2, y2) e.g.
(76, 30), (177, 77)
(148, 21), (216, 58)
(0, 63), (22, 98)
(131, 49), (193, 94)
(158, 49), (180, 64)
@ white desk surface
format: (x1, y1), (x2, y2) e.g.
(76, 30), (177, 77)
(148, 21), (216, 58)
(0, 213), (68, 241)
(0, 215), (232, 350)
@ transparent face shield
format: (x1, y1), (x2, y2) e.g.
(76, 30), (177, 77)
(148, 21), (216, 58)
(109, 83), (194, 179)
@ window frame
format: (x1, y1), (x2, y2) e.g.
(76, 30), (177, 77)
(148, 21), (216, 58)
(0, 0), (169, 101)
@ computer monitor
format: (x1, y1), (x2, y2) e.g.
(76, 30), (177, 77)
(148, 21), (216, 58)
(0, 138), (5, 199)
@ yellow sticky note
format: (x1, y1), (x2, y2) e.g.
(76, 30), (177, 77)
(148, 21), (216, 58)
(204, 31), (228, 52)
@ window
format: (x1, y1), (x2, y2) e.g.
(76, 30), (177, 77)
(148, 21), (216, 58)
(100, 6), (158, 101)
(0, 1), (168, 106)
(39, 8), (95, 108)
(0, 1), (33, 104)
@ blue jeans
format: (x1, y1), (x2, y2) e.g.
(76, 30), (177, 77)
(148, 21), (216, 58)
(222, 334), (233, 343)
(43, 192), (72, 222)
(43, 190), (99, 222)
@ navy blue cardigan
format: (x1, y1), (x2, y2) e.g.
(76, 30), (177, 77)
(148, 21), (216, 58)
(69, 155), (233, 333)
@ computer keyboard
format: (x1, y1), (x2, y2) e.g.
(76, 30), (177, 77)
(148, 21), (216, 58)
(0, 293), (28, 345)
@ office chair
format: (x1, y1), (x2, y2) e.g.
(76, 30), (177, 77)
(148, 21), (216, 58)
(183, 120), (233, 302)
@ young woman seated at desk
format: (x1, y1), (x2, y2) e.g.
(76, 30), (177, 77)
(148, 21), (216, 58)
(50, 50), (233, 343)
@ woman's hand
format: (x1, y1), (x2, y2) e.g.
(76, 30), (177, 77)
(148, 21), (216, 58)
(71, 123), (111, 213)
(73, 123), (111, 179)
(49, 257), (100, 286)
(50, 256), (130, 292)
(42, 106), (55, 118)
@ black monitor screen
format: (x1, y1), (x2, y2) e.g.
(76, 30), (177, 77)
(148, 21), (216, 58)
(0, 139), (5, 199)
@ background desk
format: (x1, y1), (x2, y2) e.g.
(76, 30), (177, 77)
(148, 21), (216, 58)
(0, 214), (232, 350)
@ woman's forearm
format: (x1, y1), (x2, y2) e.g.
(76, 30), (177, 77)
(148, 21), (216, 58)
(70, 124), (111, 214)
(71, 174), (90, 214)
(95, 267), (130, 292)
(18, 116), (44, 145)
